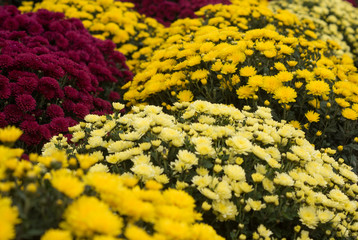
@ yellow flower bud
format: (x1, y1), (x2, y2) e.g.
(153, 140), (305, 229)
(26, 183), (37, 193)
(213, 164), (223, 173)
(337, 145), (343, 151)
(202, 201), (211, 211)
(239, 234), (246, 240)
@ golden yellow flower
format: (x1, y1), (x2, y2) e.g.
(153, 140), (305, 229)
(275, 71), (293, 82)
(239, 66), (257, 77)
(306, 80), (330, 96)
(289, 120), (301, 129)
(0, 126), (23, 143)
(342, 108), (358, 120)
(273, 86), (297, 104)
(335, 98), (350, 108)
(236, 86), (256, 99)
(51, 170), (84, 199)
(221, 63), (237, 74)
(41, 229), (72, 240)
(274, 62), (287, 71)
(260, 76), (282, 94)
(305, 111), (320, 123)
(61, 196), (123, 237)
(177, 90), (194, 103)
(191, 69), (209, 80)
(296, 69), (315, 81)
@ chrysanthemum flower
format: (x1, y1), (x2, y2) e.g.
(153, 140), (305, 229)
(342, 108), (358, 120)
(305, 110), (320, 122)
(306, 80), (330, 96)
(273, 86), (297, 104)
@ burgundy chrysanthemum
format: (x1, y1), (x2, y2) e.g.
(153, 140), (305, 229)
(0, 112), (8, 128)
(109, 91), (121, 102)
(17, 76), (38, 94)
(3, 104), (24, 123)
(0, 6), (132, 150)
(121, 0), (231, 26)
(46, 104), (65, 119)
(74, 103), (90, 119)
(15, 94), (37, 112)
(37, 77), (63, 100)
(0, 75), (11, 99)
(50, 117), (69, 133)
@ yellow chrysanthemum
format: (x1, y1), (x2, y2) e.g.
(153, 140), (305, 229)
(289, 120), (301, 130)
(61, 196), (123, 237)
(273, 86), (297, 104)
(296, 69), (315, 81)
(41, 229), (72, 240)
(305, 111), (320, 123)
(275, 71), (293, 82)
(0, 197), (20, 240)
(50, 170), (84, 199)
(0, 126), (23, 143)
(236, 86), (256, 99)
(342, 108), (358, 120)
(306, 80), (330, 96)
(298, 206), (319, 229)
(239, 66), (257, 77)
(177, 90), (194, 103)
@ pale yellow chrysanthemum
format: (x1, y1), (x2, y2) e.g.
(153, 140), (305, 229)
(298, 205), (319, 229)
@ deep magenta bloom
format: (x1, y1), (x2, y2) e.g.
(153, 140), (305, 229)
(37, 77), (62, 100)
(0, 75), (11, 99)
(0, 6), (132, 150)
(3, 104), (24, 123)
(46, 104), (65, 119)
(109, 91), (121, 102)
(121, 0), (231, 26)
(0, 112), (8, 128)
(17, 76), (38, 94)
(74, 103), (90, 118)
(15, 94), (37, 112)
(50, 117), (69, 133)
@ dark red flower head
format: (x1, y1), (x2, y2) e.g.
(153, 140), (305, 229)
(15, 94), (37, 112)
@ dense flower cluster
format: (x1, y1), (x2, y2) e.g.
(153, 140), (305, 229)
(122, 1), (358, 170)
(44, 101), (358, 239)
(19, 0), (165, 72)
(120, 0), (231, 27)
(270, 0), (358, 66)
(0, 6), (131, 150)
(0, 126), (223, 240)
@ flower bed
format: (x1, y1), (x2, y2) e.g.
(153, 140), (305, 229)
(120, 0), (231, 27)
(44, 101), (358, 239)
(122, 1), (358, 170)
(0, 6), (132, 151)
(269, 0), (358, 66)
(19, 0), (165, 72)
(0, 126), (223, 240)
(1, 0), (358, 239)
